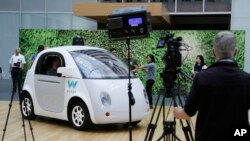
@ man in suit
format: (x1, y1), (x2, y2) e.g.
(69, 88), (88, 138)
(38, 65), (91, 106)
(174, 31), (250, 141)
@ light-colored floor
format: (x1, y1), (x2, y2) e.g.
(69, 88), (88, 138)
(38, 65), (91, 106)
(0, 101), (197, 141)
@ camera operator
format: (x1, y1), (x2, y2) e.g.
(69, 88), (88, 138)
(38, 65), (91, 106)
(173, 31), (250, 141)
(9, 48), (26, 93)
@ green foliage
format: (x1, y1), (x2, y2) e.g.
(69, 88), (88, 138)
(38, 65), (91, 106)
(19, 29), (245, 94)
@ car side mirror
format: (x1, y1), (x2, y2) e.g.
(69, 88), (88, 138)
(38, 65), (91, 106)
(57, 67), (74, 77)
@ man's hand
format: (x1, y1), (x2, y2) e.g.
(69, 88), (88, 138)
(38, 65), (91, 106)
(173, 107), (191, 120)
(132, 69), (137, 73)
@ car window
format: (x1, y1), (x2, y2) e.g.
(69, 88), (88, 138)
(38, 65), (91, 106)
(70, 49), (135, 79)
(35, 53), (65, 76)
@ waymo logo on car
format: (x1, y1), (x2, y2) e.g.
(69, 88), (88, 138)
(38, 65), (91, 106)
(68, 80), (78, 89)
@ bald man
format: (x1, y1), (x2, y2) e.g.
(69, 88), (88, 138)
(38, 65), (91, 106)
(9, 48), (26, 93)
(174, 31), (250, 141)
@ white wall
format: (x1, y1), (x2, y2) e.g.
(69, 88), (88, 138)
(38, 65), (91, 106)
(231, 0), (250, 72)
(0, 0), (97, 79)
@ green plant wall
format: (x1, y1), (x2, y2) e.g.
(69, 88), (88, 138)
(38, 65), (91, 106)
(20, 29), (245, 94)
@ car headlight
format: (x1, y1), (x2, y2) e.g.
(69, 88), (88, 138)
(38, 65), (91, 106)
(100, 92), (112, 106)
(143, 89), (149, 104)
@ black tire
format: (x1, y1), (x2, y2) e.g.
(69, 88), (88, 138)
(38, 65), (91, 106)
(69, 101), (92, 130)
(21, 94), (37, 120)
(131, 120), (141, 126)
(124, 120), (141, 127)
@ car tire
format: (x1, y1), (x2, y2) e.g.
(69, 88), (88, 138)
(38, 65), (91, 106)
(124, 120), (141, 127)
(132, 120), (141, 126)
(69, 101), (92, 130)
(21, 94), (37, 120)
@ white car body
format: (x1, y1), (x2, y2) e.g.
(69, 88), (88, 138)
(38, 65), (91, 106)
(22, 46), (149, 129)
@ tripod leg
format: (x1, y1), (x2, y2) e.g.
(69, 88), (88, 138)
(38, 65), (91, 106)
(156, 127), (181, 141)
(22, 92), (35, 141)
(1, 92), (15, 141)
(27, 115), (35, 141)
(18, 91), (27, 141)
(156, 131), (169, 141)
(183, 120), (195, 141)
(174, 90), (194, 141)
(144, 92), (162, 141)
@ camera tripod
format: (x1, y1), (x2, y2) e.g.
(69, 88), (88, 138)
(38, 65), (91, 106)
(2, 75), (35, 141)
(144, 70), (194, 141)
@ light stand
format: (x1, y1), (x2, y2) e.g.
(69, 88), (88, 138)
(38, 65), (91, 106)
(126, 37), (136, 141)
(107, 8), (151, 141)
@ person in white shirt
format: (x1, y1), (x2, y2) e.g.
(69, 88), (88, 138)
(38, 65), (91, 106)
(9, 48), (26, 93)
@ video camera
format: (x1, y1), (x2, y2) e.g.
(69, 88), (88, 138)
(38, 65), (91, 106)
(157, 32), (182, 69)
(157, 32), (183, 89)
(14, 62), (21, 68)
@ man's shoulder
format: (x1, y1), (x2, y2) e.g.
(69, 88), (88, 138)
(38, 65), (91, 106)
(20, 54), (25, 58)
(197, 66), (250, 81)
(148, 62), (155, 67)
(240, 71), (250, 79)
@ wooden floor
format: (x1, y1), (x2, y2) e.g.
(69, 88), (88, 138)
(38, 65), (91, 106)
(0, 101), (192, 141)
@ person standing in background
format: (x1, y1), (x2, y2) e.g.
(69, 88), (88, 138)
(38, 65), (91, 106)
(30, 45), (44, 68)
(137, 54), (156, 109)
(192, 55), (207, 78)
(9, 48), (26, 93)
(122, 49), (138, 73)
(110, 48), (118, 56)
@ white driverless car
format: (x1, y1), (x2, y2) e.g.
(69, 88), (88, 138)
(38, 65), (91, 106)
(21, 46), (150, 130)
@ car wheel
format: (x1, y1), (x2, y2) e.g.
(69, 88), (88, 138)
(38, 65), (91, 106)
(124, 120), (141, 127)
(132, 120), (141, 126)
(69, 101), (92, 130)
(21, 94), (36, 120)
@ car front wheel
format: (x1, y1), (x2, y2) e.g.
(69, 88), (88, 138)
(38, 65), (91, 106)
(21, 94), (36, 120)
(69, 101), (92, 130)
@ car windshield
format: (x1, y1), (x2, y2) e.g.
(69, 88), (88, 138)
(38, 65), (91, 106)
(70, 49), (135, 79)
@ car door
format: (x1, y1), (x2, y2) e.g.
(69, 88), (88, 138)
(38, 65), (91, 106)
(34, 53), (65, 113)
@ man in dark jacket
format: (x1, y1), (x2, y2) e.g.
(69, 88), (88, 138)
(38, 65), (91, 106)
(174, 31), (250, 141)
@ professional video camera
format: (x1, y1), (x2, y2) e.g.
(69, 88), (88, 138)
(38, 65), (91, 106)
(157, 32), (183, 89)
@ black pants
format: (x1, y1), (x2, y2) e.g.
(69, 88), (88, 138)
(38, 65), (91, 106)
(11, 68), (22, 93)
(146, 79), (155, 106)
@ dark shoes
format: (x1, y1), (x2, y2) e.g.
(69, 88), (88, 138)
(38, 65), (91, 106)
(150, 105), (153, 109)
